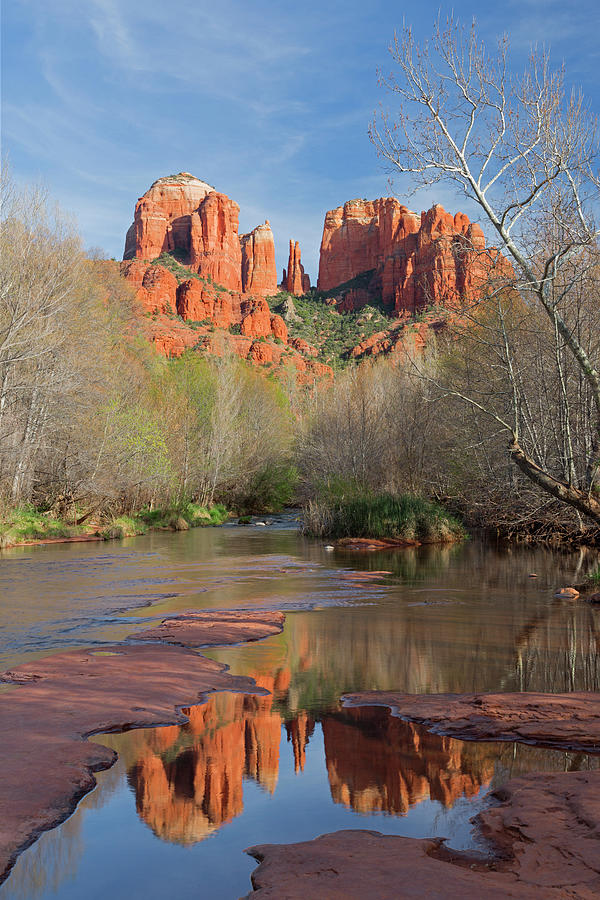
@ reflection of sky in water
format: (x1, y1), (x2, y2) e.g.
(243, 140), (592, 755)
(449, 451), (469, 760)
(5, 706), (596, 900)
(1, 518), (599, 898)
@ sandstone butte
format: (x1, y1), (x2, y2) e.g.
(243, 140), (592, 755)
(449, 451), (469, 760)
(120, 173), (332, 383)
(124, 173), (278, 296)
(120, 175), (512, 372)
(317, 197), (510, 315)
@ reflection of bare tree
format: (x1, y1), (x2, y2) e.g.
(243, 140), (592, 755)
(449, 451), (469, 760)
(511, 601), (600, 692)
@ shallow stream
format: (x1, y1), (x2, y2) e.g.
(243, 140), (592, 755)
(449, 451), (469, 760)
(1, 515), (599, 898)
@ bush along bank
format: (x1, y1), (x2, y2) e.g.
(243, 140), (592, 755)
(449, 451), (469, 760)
(0, 502), (229, 548)
(302, 492), (466, 546)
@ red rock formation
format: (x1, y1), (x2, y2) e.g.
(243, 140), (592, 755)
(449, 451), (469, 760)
(189, 191), (243, 291)
(120, 260), (178, 314)
(176, 278), (240, 328)
(318, 197), (508, 314)
(123, 173), (215, 261)
(241, 222), (278, 296)
(283, 240), (310, 295)
(124, 174), (279, 296)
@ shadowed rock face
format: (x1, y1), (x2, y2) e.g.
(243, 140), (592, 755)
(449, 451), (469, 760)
(283, 240), (310, 295)
(318, 198), (508, 313)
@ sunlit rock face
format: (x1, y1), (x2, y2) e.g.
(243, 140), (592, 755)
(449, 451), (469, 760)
(318, 198), (504, 313)
(282, 240), (310, 295)
(322, 706), (494, 815)
(123, 173), (215, 263)
(123, 174), (276, 296)
(241, 222), (278, 296)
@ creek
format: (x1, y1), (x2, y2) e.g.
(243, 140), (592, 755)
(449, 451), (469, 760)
(1, 514), (598, 899)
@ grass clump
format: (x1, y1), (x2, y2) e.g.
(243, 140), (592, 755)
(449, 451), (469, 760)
(303, 492), (465, 543)
(588, 566), (600, 585)
(100, 515), (146, 540)
(101, 502), (229, 540)
(0, 504), (84, 546)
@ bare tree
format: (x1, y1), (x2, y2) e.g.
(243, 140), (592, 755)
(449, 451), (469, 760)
(371, 17), (600, 524)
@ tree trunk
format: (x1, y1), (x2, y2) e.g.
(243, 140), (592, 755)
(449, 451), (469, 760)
(510, 441), (600, 525)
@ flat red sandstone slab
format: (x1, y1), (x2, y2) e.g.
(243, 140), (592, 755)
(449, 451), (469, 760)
(131, 609), (284, 647)
(342, 690), (600, 752)
(244, 828), (563, 899)
(335, 537), (420, 550)
(0, 610), (285, 883)
(246, 765), (600, 897)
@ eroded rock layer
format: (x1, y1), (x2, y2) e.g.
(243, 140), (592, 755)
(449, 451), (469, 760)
(123, 173), (276, 296)
(318, 197), (506, 313)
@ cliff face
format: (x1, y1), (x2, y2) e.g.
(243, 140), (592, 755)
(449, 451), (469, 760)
(241, 222), (278, 296)
(124, 173), (276, 297)
(189, 191), (243, 291)
(317, 197), (499, 314)
(123, 173), (215, 262)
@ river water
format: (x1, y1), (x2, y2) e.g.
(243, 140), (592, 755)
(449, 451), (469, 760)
(1, 515), (599, 899)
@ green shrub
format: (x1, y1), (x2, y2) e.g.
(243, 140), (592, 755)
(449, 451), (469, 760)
(101, 515), (146, 540)
(302, 491), (465, 543)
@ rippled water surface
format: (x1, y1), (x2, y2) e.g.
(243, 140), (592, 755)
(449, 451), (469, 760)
(1, 516), (599, 899)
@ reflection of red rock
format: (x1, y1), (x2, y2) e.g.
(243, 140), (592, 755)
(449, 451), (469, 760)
(318, 198), (509, 314)
(286, 712), (315, 773)
(323, 706), (493, 815)
(126, 678), (287, 844)
(241, 222), (278, 296)
(283, 240), (310, 295)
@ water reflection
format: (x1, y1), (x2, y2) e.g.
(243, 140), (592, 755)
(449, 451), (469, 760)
(2, 525), (600, 899)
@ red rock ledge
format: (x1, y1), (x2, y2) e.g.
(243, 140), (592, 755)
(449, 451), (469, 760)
(132, 609), (285, 647)
(341, 690), (600, 752)
(244, 691), (600, 898)
(0, 610), (284, 883)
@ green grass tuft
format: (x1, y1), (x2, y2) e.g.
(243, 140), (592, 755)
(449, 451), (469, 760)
(303, 492), (465, 543)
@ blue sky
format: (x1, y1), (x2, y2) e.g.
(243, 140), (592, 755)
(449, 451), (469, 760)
(3, 0), (599, 279)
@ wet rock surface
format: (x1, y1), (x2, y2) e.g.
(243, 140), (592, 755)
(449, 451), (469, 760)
(342, 690), (600, 751)
(245, 691), (600, 898)
(132, 609), (285, 648)
(0, 610), (285, 883)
